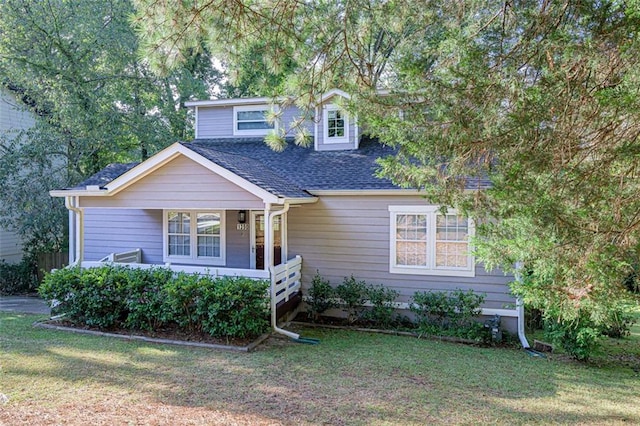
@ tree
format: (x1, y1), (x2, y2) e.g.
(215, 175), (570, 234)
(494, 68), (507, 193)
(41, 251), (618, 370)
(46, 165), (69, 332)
(0, 0), (220, 252)
(135, 0), (640, 357)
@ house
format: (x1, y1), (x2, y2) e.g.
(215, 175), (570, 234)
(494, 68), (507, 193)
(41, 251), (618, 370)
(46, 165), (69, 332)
(0, 88), (35, 263)
(50, 89), (528, 344)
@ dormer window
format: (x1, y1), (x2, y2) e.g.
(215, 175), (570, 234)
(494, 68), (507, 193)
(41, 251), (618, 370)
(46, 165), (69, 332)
(324, 104), (349, 144)
(233, 105), (276, 136)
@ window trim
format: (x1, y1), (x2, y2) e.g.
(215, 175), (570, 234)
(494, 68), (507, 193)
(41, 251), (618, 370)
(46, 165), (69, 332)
(163, 210), (226, 266)
(232, 105), (277, 136)
(388, 205), (475, 277)
(323, 104), (349, 144)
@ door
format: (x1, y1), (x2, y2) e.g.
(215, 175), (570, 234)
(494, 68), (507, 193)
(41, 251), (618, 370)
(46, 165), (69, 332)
(252, 212), (282, 270)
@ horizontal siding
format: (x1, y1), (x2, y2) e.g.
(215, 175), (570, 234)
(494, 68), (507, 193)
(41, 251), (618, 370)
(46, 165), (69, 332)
(197, 104), (314, 139)
(84, 209), (251, 268)
(84, 209), (164, 263)
(0, 89), (35, 133)
(288, 195), (515, 309)
(0, 228), (23, 263)
(80, 155), (264, 209)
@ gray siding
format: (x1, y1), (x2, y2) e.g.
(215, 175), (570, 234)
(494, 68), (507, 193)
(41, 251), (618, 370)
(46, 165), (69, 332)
(80, 154), (264, 209)
(0, 90), (35, 262)
(288, 195), (515, 310)
(84, 209), (164, 263)
(196, 104), (313, 139)
(84, 209), (251, 267)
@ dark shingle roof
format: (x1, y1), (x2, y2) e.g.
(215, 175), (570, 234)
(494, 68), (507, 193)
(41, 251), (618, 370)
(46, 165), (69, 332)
(70, 162), (139, 190)
(184, 137), (399, 192)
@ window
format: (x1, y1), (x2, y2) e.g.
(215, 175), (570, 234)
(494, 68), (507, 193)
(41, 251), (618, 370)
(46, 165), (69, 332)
(233, 105), (275, 135)
(324, 104), (349, 143)
(389, 206), (474, 277)
(164, 211), (225, 265)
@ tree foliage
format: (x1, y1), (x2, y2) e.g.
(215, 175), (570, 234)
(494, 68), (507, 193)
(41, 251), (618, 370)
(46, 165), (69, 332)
(134, 0), (640, 350)
(0, 0), (220, 252)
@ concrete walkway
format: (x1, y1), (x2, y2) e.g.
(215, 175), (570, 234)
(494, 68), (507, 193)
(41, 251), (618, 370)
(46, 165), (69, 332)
(0, 296), (50, 315)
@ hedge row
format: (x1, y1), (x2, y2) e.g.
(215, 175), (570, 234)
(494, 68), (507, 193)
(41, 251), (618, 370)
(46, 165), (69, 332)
(38, 265), (270, 339)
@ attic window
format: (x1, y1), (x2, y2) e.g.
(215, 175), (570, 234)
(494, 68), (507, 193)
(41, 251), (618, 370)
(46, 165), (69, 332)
(324, 104), (349, 144)
(233, 105), (275, 136)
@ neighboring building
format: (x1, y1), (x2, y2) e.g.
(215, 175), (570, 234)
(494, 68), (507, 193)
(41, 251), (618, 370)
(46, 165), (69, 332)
(50, 89), (526, 340)
(0, 88), (35, 263)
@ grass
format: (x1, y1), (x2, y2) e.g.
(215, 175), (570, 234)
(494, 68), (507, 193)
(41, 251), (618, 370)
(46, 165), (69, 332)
(1, 313), (639, 425)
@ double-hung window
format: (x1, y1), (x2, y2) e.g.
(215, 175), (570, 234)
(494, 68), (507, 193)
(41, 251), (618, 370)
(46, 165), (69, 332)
(233, 105), (275, 136)
(323, 104), (349, 143)
(164, 211), (225, 265)
(389, 206), (474, 277)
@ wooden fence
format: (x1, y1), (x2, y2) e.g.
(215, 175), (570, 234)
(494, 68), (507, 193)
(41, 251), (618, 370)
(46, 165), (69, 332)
(37, 252), (69, 282)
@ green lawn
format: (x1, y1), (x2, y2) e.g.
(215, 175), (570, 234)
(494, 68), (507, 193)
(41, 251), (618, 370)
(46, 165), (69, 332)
(1, 313), (639, 425)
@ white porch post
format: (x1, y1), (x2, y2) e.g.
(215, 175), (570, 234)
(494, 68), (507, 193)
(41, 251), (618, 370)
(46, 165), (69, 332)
(281, 210), (288, 263)
(65, 196), (84, 265)
(263, 203), (272, 272)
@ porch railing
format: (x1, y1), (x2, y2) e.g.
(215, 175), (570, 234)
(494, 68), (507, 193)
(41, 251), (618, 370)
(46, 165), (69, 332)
(80, 260), (270, 279)
(272, 255), (302, 306)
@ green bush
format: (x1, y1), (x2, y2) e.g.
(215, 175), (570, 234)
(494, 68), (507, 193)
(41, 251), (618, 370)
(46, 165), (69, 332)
(196, 276), (270, 339)
(410, 289), (488, 340)
(544, 314), (602, 361)
(39, 265), (271, 339)
(362, 284), (399, 328)
(307, 271), (337, 320)
(336, 275), (368, 324)
(0, 258), (38, 295)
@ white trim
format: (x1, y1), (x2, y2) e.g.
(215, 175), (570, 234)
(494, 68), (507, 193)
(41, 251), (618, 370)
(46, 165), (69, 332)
(388, 205), (476, 278)
(194, 106), (199, 139)
(232, 104), (277, 136)
(50, 189), (108, 197)
(162, 209), (226, 266)
(80, 261), (271, 279)
(319, 88), (351, 103)
(309, 189), (421, 196)
(185, 97), (275, 107)
(314, 105), (319, 151)
(322, 104), (349, 144)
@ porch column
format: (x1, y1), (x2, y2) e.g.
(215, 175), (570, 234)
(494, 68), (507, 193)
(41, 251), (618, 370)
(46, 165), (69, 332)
(263, 203), (272, 272)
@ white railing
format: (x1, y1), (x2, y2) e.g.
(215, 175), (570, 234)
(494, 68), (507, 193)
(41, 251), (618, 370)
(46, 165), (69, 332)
(99, 248), (142, 264)
(272, 255), (302, 306)
(80, 260), (270, 280)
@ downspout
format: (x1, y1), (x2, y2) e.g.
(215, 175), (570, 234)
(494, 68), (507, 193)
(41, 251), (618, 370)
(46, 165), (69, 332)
(268, 202), (300, 340)
(65, 196), (84, 266)
(515, 261), (530, 349)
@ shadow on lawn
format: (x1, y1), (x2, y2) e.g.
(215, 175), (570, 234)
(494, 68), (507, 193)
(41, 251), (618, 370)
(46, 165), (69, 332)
(3, 315), (639, 424)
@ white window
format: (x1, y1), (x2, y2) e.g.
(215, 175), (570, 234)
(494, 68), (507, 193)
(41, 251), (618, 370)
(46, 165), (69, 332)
(323, 104), (349, 143)
(389, 205), (475, 277)
(164, 211), (225, 265)
(233, 105), (276, 136)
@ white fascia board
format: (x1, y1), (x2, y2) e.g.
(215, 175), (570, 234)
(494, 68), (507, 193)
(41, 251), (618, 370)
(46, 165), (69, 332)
(185, 96), (285, 108)
(280, 196), (318, 205)
(319, 88), (351, 103)
(308, 189), (423, 196)
(106, 143), (281, 204)
(49, 189), (108, 197)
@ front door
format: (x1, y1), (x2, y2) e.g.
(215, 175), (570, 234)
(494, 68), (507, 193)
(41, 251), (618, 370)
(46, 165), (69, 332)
(252, 212), (282, 270)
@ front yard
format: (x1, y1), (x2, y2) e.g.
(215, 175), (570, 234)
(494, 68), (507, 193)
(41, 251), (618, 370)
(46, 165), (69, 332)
(1, 312), (639, 425)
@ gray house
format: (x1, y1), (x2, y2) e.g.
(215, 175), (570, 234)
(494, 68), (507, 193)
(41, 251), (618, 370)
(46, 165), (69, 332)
(50, 89), (527, 343)
(0, 88), (35, 263)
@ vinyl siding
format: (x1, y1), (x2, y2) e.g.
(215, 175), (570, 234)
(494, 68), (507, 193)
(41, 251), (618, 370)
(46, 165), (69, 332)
(0, 90), (36, 262)
(288, 195), (515, 310)
(79, 154), (264, 209)
(196, 104), (313, 139)
(84, 209), (251, 267)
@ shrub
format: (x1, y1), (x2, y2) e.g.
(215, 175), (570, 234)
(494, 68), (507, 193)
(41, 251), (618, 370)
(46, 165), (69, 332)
(196, 276), (270, 339)
(39, 266), (271, 339)
(0, 258), (38, 295)
(335, 275), (368, 323)
(362, 284), (399, 328)
(410, 289), (487, 340)
(307, 271), (337, 320)
(544, 314), (602, 361)
(124, 267), (174, 331)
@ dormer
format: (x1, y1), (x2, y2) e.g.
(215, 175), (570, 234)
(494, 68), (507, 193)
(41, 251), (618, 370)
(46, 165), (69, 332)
(314, 89), (358, 151)
(185, 89), (357, 151)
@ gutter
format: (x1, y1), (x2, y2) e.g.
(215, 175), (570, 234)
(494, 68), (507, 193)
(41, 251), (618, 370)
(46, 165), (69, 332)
(515, 262), (530, 349)
(267, 203), (300, 340)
